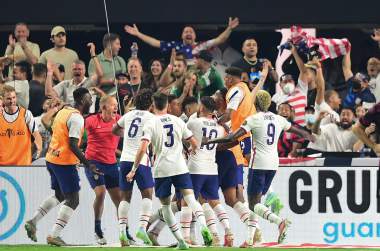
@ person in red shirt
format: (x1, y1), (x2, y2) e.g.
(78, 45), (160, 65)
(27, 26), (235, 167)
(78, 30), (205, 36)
(84, 95), (121, 245)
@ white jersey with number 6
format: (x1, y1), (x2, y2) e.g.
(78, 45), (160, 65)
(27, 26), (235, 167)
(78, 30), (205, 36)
(117, 110), (155, 164)
(186, 116), (225, 175)
(241, 112), (291, 170)
(142, 114), (193, 178)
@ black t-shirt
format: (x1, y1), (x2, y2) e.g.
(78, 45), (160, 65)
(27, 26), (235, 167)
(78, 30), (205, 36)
(232, 57), (276, 96)
(28, 80), (46, 116)
(117, 83), (141, 114)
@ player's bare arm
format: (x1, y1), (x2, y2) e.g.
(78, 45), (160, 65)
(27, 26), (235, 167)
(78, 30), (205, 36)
(127, 139), (149, 182)
(203, 127), (247, 145)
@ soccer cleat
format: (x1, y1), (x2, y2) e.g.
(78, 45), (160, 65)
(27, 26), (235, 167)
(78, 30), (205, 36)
(47, 235), (66, 246)
(147, 231), (160, 246)
(25, 220), (37, 242)
(278, 219), (291, 244)
(177, 239), (189, 250)
(119, 232), (130, 247)
(95, 233), (107, 245)
(211, 233), (221, 246)
(201, 226), (213, 246)
(126, 227), (136, 245)
(253, 227), (263, 245)
(136, 227), (153, 245)
(239, 240), (253, 248)
(224, 230), (234, 247)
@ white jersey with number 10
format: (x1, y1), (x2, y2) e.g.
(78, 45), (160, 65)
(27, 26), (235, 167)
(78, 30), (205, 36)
(241, 112), (291, 171)
(142, 114), (193, 178)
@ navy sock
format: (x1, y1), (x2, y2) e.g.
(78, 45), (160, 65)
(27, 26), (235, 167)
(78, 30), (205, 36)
(95, 220), (103, 237)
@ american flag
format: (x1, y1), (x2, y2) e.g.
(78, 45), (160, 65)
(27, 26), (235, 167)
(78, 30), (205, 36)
(290, 25), (351, 61)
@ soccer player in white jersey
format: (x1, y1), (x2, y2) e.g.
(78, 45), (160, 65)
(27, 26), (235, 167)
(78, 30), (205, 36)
(183, 96), (234, 246)
(126, 92), (212, 250)
(112, 89), (155, 246)
(204, 90), (314, 245)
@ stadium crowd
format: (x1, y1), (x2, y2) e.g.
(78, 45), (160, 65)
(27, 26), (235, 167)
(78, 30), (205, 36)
(0, 21), (380, 248)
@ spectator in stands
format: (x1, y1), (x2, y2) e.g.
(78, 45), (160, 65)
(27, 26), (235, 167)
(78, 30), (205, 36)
(353, 101), (380, 156)
(4, 22), (40, 78)
(209, 37), (241, 78)
(355, 104), (367, 120)
(277, 102), (304, 157)
(5, 60), (31, 108)
(39, 26), (79, 80)
(311, 107), (359, 152)
(45, 60), (97, 108)
(159, 49), (187, 95)
(367, 57), (380, 102)
(195, 50), (225, 97)
(342, 50), (376, 109)
(0, 85), (42, 165)
(88, 33), (126, 96)
(52, 64), (65, 85)
(143, 58), (165, 92)
(29, 63), (47, 116)
(272, 73), (307, 126)
(371, 28), (380, 49)
(314, 59), (341, 125)
(232, 38), (278, 95)
(124, 18), (239, 64)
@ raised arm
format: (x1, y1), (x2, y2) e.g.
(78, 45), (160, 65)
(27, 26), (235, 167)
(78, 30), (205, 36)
(312, 111), (328, 135)
(251, 61), (269, 103)
(159, 49), (176, 88)
(45, 60), (59, 98)
(124, 24), (160, 48)
(352, 121), (380, 155)
(290, 42), (308, 83)
(87, 42), (103, 81)
(342, 49), (353, 81)
(211, 17), (239, 47)
(313, 59), (324, 105)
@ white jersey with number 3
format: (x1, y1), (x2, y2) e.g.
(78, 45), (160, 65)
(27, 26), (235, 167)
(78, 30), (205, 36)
(142, 114), (193, 178)
(186, 116), (225, 175)
(117, 110), (155, 164)
(241, 112), (291, 170)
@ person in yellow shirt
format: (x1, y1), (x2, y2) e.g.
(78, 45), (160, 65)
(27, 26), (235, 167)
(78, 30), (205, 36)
(24, 87), (101, 246)
(0, 85), (41, 165)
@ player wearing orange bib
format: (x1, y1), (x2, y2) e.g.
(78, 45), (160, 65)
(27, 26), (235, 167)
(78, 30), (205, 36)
(25, 88), (102, 246)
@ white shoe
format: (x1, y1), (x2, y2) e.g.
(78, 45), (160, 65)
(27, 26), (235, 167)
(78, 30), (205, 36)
(95, 233), (107, 245)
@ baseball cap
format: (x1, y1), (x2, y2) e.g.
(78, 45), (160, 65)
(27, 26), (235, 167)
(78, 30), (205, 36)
(51, 26), (66, 37)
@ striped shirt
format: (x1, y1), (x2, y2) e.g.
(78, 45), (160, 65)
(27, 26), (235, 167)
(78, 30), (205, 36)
(272, 78), (308, 126)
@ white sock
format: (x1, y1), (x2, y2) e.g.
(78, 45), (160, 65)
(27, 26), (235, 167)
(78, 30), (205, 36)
(233, 201), (250, 224)
(180, 206), (192, 240)
(190, 215), (197, 243)
(267, 186), (274, 194)
(161, 204), (183, 242)
(254, 203), (282, 226)
(51, 205), (74, 237)
(31, 195), (60, 225)
(118, 201), (129, 235)
(149, 201), (178, 236)
(139, 198), (152, 230)
(183, 194), (206, 227)
(203, 203), (218, 235)
(247, 212), (259, 243)
(213, 203), (231, 232)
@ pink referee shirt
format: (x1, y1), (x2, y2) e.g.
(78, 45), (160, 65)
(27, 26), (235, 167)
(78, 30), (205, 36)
(85, 113), (121, 164)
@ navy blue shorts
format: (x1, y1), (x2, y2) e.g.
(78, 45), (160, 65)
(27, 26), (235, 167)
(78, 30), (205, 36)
(85, 160), (119, 189)
(247, 169), (276, 196)
(216, 150), (239, 190)
(240, 137), (252, 156)
(237, 165), (244, 185)
(154, 173), (193, 199)
(46, 161), (80, 194)
(191, 174), (219, 200)
(119, 161), (154, 191)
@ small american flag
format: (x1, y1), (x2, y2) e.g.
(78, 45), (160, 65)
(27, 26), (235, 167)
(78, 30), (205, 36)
(290, 25), (351, 61)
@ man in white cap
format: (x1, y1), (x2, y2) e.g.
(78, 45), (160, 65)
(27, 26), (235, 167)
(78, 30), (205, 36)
(39, 26), (78, 80)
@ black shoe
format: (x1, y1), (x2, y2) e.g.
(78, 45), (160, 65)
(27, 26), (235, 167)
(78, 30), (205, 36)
(126, 227), (136, 245)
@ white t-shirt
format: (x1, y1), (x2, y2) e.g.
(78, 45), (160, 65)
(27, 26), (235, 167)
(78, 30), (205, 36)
(241, 112), (291, 170)
(142, 114), (193, 178)
(369, 73), (380, 103)
(66, 113), (84, 139)
(186, 116), (225, 175)
(117, 110), (155, 165)
(312, 123), (358, 152)
(314, 101), (340, 125)
(2, 107), (37, 133)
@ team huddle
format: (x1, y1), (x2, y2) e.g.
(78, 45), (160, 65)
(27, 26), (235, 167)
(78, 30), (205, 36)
(23, 64), (314, 249)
